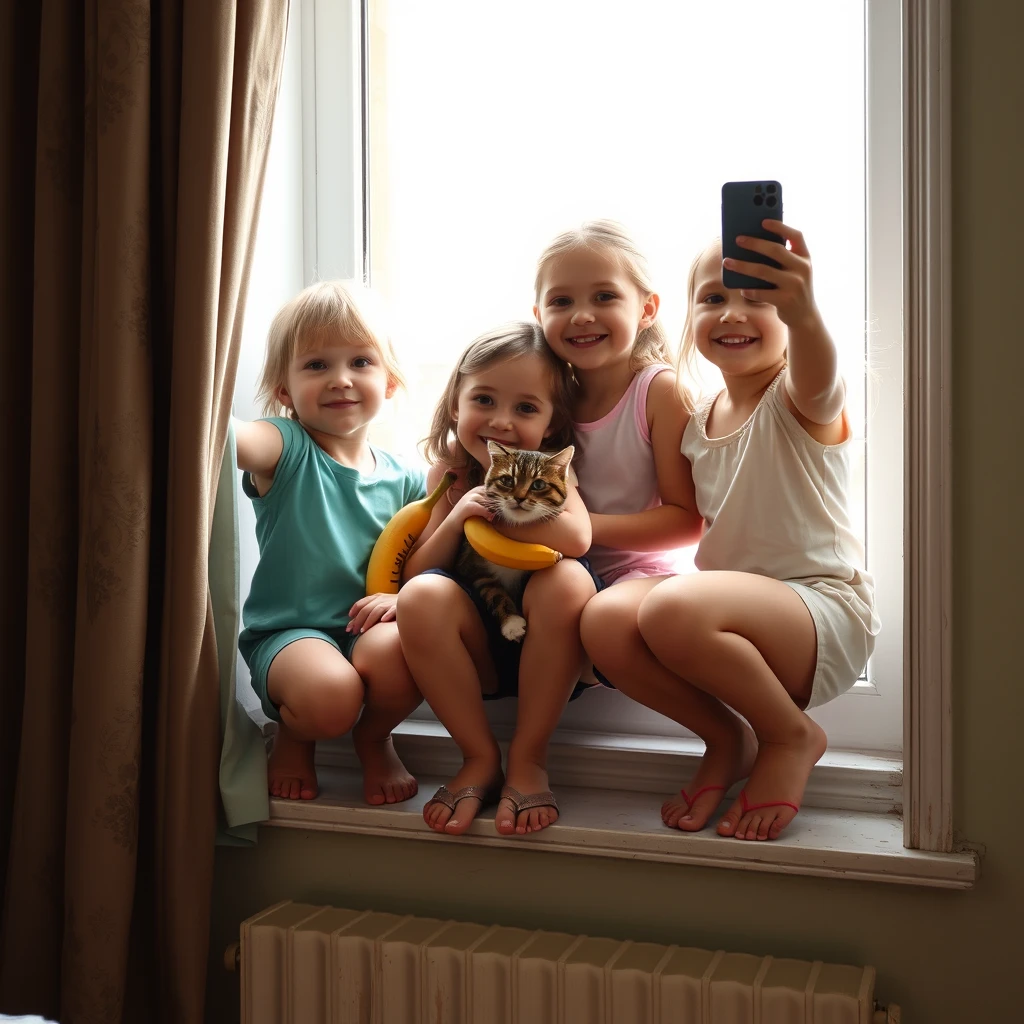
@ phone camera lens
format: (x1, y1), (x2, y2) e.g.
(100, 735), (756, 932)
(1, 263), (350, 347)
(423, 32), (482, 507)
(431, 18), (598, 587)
(766, 195), (777, 207)
(754, 194), (764, 206)
(767, 183), (777, 194)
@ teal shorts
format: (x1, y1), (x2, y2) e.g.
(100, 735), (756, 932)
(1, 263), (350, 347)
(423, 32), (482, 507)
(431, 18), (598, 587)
(238, 626), (359, 722)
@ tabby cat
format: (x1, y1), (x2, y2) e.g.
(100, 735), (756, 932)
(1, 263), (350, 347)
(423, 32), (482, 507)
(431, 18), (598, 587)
(455, 441), (574, 643)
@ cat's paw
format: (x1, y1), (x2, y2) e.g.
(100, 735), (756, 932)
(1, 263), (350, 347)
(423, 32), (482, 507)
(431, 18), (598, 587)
(501, 615), (527, 642)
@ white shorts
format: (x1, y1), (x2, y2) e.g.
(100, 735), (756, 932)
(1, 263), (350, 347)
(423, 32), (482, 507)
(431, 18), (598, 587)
(783, 579), (878, 709)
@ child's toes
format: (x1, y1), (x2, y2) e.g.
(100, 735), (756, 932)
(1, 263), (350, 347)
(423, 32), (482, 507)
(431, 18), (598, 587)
(737, 813), (760, 840)
(716, 805), (742, 837)
(423, 804), (450, 831)
(495, 800), (517, 835)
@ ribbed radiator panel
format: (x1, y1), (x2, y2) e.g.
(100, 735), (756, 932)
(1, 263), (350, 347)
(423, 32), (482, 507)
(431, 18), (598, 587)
(239, 901), (892, 1024)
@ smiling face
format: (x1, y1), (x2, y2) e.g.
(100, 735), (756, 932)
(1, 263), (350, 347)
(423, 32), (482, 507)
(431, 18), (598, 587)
(534, 245), (658, 373)
(453, 352), (557, 467)
(689, 242), (787, 375)
(277, 329), (394, 439)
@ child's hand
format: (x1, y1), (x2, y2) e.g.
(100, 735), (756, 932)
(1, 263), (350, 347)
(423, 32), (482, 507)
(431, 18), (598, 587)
(724, 220), (821, 329)
(347, 593), (398, 634)
(452, 485), (495, 525)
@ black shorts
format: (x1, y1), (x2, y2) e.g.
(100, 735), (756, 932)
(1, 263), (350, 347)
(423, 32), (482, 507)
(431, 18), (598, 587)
(418, 557), (614, 699)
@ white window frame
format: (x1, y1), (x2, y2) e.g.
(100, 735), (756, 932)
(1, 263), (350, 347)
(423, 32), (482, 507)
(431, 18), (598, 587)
(283, 0), (952, 855)
(901, 0), (952, 854)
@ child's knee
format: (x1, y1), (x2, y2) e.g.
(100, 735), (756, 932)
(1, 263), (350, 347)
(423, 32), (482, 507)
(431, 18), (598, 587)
(637, 583), (702, 641)
(525, 559), (595, 619)
(284, 676), (363, 738)
(398, 574), (460, 632)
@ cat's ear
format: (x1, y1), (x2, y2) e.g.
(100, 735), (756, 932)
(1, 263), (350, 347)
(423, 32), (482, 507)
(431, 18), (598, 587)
(544, 446), (574, 472)
(487, 440), (514, 459)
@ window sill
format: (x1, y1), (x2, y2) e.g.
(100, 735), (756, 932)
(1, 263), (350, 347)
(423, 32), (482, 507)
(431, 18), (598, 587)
(317, 720), (904, 815)
(266, 765), (977, 891)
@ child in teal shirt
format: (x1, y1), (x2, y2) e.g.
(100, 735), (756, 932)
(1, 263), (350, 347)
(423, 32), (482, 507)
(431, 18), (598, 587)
(236, 281), (426, 804)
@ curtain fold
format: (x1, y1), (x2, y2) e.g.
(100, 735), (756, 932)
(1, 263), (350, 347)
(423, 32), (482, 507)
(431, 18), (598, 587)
(0, 2), (289, 1020)
(213, 422), (270, 847)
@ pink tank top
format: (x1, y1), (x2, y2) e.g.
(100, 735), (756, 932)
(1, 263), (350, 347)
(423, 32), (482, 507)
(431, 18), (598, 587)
(574, 364), (679, 584)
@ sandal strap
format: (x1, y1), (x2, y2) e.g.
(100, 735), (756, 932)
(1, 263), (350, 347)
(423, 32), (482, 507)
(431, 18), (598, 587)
(739, 789), (800, 815)
(426, 783), (496, 813)
(500, 786), (558, 814)
(680, 784), (725, 809)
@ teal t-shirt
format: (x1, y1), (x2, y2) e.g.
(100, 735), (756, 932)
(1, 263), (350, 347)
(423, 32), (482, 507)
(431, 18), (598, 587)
(239, 417), (426, 642)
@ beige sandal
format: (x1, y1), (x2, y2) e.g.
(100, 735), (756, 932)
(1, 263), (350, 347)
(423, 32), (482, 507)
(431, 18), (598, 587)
(423, 781), (502, 820)
(498, 785), (559, 826)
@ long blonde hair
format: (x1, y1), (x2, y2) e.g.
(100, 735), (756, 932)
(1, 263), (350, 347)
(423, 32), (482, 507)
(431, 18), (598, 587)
(676, 240), (721, 402)
(423, 322), (578, 488)
(534, 219), (673, 372)
(256, 280), (406, 418)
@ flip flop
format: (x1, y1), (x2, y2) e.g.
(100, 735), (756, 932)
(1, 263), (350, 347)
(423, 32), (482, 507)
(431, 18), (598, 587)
(678, 784), (726, 812)
(737, 788), (800, 816)
(423, 782), (502, 827)
(497, 786), (559, 831)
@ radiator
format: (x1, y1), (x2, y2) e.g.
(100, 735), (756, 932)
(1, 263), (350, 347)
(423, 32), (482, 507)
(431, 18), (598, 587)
(231, 901), (901, 1024)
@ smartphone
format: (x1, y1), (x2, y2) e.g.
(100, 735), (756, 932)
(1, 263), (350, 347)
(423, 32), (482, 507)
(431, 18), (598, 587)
(721, 180), (784, 290)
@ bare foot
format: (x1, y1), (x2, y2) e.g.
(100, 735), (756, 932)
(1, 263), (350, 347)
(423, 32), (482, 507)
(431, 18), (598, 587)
(717, 718), (828, 841)
(352, 727), (418, 805)
(662, 720), (758, 832)
(497, 755), (557, 835)
(268, 725), (318, 800)
(422, 754), (503, 836)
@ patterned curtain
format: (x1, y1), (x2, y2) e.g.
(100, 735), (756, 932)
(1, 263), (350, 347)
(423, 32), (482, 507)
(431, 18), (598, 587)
(0, 2), (289, 1020)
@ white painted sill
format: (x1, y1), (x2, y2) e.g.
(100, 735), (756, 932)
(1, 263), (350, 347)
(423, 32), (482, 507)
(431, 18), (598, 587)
(264, 723), (977, 890)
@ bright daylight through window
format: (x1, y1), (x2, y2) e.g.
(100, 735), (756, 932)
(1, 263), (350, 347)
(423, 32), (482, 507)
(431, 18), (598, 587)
(235, 0), (903, 760)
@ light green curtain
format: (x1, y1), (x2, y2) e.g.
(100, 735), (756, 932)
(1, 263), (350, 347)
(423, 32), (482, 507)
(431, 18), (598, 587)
(212, 421), (269, 844)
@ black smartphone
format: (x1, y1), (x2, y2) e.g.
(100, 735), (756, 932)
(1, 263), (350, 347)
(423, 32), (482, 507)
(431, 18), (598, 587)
(721, 180), (784, 290)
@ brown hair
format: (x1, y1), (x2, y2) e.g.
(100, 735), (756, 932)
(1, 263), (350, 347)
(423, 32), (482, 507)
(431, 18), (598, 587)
(534, 219), (674, 373)
(256, 279), (406, 418)
(422, 321), (578, 487)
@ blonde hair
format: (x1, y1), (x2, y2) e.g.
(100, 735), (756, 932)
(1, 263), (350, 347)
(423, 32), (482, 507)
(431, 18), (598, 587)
(256, 280), (406, 418)
(677, 238), (794, 403)
(676, 240), (721, 401)
(534, 219), (673, 372)
(423, 321), (578, 487)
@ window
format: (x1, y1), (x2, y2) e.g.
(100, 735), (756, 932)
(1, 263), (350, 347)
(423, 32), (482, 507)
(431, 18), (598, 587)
(236, 0), (955, 854)
(370, 0), (900, 754)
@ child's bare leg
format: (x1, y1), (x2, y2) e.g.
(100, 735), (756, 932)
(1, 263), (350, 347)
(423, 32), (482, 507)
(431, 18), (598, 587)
(637, 571), (825, 840)
(267, 638), (365, 800)
(349, 621), (422, 805)
(581, 577), (758, 832)
(498, 559), (595, 835)
(397, 574), (503, 835)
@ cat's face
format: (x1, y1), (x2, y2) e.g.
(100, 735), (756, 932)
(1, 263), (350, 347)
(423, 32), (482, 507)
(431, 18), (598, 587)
(483, 442), (574, 524)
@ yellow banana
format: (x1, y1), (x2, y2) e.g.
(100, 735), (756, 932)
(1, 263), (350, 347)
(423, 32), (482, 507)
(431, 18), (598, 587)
(463, 516), (563, 571)
(366, 472), (457, 594)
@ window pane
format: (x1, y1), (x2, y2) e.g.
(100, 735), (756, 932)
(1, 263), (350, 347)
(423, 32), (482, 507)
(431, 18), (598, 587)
(368, 0), (866, 568)
(360, 0), (882, 742)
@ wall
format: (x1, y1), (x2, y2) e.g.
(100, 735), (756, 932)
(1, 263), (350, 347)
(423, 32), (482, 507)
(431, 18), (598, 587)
(206, 2), (1024, 1019)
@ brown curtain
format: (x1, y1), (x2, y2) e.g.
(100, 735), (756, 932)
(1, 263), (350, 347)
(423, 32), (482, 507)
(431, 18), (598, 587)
(0, 2), (289, 1021)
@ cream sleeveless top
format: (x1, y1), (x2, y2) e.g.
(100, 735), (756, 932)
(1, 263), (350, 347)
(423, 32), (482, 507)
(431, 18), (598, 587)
(681, 370), (877, 633)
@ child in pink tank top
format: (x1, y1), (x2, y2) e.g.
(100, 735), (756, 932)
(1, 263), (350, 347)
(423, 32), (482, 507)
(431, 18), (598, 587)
(533, 221), (699, 586)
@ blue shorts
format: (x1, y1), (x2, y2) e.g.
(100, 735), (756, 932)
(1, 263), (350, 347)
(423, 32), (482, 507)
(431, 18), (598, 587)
(238, 625), (359, 723)
(421, 557), (613, 700)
